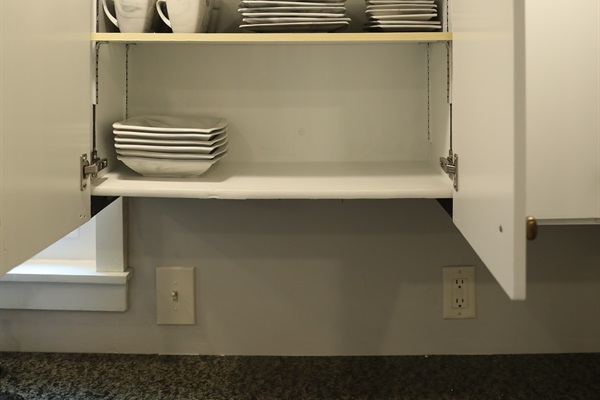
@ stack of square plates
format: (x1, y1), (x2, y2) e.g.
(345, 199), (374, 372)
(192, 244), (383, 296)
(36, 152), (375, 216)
(365, 0), (441, 32)
(238, 0), (350, 32)
(113, 115), (228, 178)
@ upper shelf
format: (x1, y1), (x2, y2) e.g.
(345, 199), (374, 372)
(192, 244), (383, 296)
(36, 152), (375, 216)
(91, 32), (452, 44)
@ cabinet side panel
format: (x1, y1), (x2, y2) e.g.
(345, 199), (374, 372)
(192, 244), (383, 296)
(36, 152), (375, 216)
(95, 44), (126, 178)
(428, 42), (451, 172)
(0, 0), (92, 275)
(451, 0), (527, 299)
(525, 0), (600, 220)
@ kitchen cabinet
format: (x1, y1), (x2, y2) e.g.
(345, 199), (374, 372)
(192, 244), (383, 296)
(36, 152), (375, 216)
(1, 0), (598, 300)
(524, 0), (600, 222)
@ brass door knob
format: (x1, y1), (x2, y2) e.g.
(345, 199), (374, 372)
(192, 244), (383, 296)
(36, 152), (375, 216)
(526, 216), (538, 240)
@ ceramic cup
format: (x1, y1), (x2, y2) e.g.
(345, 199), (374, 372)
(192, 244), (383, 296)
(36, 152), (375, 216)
(156, 0), (212, 33)
(102, 0), (157, 33)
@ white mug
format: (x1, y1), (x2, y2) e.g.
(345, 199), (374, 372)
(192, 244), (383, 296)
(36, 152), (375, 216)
(156, 0), (212, 33)
(102, 0), (157, 33)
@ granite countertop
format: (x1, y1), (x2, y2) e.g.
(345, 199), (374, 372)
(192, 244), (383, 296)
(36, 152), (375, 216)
(1, 352), (599, 400)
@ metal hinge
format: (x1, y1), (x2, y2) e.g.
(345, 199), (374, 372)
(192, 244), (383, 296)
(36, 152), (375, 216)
(439, 150), (458, 191)
(80, 151), (108, 191)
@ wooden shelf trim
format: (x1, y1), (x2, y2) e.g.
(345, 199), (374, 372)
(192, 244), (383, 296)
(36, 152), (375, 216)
(91, 32), (452, 44)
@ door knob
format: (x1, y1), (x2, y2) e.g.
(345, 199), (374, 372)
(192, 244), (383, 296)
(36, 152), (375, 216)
(526, 216), (538, 240)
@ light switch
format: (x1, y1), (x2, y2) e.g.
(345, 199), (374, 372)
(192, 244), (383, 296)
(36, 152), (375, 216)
(156, 266), (195, 325)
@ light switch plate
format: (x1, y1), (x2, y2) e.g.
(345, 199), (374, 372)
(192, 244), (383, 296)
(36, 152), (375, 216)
(156, 266), (195, 325)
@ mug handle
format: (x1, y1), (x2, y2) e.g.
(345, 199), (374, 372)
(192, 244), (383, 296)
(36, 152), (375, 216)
(202, 0), (213, 32)
(156, 0), (172, 28)
(101, 0), (119, 28)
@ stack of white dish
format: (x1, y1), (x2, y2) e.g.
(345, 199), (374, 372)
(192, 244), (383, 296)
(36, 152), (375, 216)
(238, 0), (350, 32)
(113, 115), (228, 178)
(365, 0), (441, 32)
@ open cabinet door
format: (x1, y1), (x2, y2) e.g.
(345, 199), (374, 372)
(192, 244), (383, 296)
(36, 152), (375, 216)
(451, 0), (527, 299)
(0, 0), (92, 275)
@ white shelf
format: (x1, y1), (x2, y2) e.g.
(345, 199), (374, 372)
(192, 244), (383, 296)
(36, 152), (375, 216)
(91, 32), (452, 44)
(92, 161), (453, 199)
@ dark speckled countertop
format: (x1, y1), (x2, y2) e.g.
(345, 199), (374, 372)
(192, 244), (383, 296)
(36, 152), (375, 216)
(1, 352), (599, 399)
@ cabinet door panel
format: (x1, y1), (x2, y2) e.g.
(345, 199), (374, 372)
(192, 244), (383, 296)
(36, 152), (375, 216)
(526, 0), (600, 221)
(452, 0), (526, 299)
(0, 0), (92, 275)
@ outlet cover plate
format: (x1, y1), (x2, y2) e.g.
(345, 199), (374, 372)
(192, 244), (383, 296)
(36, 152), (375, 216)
(443, 266), (476, 319)
(156, 266), (195, 325)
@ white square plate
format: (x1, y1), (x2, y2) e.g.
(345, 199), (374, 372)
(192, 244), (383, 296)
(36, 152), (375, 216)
(118, 152), (227, 177)
(368, 20), (440, 25)
(366, 4), (436, 10)
(241, 12), (346, 18)
(368, 14), (436, 21)
(113, 115), (228, 133)
(367, 0), (435, 4)
(240, 21), (349, 32)
(115, 139), (228, 154)
(240, 1), (345, 8)
(114, 129), (226, 140)
(239, 7), (346, 13)
(243, 17), (350, 23)
(365, 23), (441, 31)
(114, 133), (227, 146)
(366, 8), (436, 15)
(117, 145), (229, 160)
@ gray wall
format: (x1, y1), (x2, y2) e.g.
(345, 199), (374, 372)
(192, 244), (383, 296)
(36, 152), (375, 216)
(1, 199), (599, 355)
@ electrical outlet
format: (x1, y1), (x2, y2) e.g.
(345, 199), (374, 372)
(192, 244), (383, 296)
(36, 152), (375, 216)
(156, 266), (195, 325)
(443, 266), (476, 319)
(452, 278), (468, 309)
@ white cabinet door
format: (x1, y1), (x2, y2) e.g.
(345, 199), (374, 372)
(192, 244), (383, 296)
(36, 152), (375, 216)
(525, 0), (600, 222)
(0, 0), (92, 275)
(451, 0), (527, 299)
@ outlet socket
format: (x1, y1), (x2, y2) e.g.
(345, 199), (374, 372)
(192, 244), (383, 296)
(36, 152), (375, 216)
(156, 266), (195, 325)
(443, 266), (476, 319)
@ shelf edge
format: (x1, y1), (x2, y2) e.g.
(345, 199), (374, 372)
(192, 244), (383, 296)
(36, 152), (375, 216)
(92, 167), (454, 200)
(91, 32), (453, 44)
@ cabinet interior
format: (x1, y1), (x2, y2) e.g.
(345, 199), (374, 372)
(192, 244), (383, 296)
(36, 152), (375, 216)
(91, 1), (453, 199)
(97, 0), (450, 35)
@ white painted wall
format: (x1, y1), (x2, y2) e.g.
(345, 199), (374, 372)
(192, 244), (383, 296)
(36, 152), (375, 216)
(1, 199), (598, 355)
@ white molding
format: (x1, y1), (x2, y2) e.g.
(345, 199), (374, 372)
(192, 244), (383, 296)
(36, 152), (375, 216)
(96, 198), (127, 273)
(0, 260), (129, 284)
(0, 262), (131, 312)
(0, 198), (130, 312)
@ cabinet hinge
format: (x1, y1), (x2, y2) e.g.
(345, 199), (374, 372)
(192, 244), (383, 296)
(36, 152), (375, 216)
(439, 150), (458, 191)
(81, 151), (108, 191)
